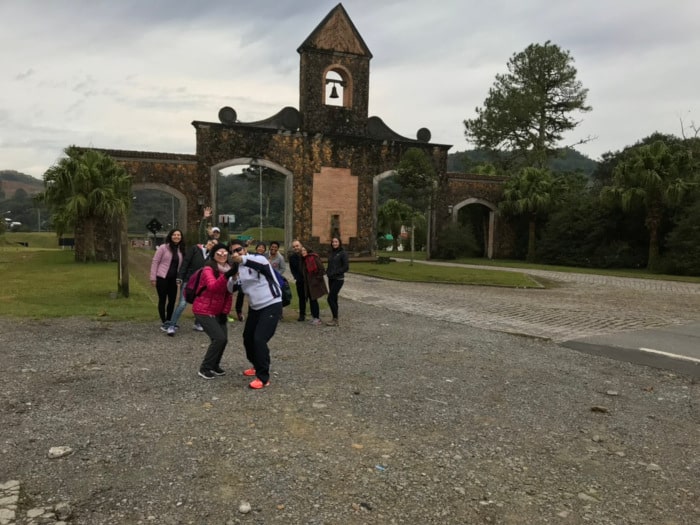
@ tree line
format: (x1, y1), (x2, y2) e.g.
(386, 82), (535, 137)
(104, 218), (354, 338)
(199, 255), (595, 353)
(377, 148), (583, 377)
(378, 41), (699, 275)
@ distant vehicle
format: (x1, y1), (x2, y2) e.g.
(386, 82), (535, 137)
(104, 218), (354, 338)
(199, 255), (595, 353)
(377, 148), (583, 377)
(10, 221), (21, 229)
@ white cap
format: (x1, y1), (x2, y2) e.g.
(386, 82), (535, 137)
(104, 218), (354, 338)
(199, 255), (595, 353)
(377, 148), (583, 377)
(211, 227), (220, 233)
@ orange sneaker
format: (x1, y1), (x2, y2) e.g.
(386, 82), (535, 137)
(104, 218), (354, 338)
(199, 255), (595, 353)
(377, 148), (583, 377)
(249, 378), (270, 389)
(242, 368), (256, 377)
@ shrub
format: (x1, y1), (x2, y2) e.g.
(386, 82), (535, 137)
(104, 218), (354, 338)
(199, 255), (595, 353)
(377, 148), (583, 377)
(434, 222), (479, 260)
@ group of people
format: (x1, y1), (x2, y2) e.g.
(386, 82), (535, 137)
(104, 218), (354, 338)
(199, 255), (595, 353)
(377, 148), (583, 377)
(148, 208), (349, 388)
(288, 237), (349, 326)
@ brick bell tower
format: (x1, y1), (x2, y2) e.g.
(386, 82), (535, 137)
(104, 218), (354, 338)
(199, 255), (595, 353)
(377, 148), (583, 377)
(297, 3), (372, 135)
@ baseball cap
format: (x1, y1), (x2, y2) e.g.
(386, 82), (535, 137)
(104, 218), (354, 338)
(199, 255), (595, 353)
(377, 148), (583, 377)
(211, 227), (221, 233)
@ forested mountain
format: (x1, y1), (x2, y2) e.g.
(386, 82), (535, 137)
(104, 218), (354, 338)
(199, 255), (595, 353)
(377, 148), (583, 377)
(0, 170), (43, 200)
(447, 148), (598, 176)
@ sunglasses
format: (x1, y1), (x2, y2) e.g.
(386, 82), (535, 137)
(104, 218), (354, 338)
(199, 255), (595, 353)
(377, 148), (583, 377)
(231, 247), (244, 253)
(215, 251), (228, 257)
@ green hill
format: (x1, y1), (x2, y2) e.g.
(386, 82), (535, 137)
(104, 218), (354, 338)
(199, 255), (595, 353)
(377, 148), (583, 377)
(447, 148), (598, 176)
(0, 170), (43, 199)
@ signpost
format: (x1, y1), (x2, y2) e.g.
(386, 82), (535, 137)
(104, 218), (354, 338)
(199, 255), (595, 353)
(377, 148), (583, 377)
(146, 218), (163, 248)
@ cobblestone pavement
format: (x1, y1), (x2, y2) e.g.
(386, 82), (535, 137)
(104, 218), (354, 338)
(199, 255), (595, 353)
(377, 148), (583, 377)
(341, 261), (700, 343)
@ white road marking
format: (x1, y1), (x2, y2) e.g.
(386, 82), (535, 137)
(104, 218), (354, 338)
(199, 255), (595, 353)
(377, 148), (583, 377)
(638, 347), (700, 364)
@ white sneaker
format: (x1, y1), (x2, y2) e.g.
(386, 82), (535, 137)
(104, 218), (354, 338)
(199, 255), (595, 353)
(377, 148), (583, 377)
(193, 323), (204, 332)
(166, 326), (176, 336)
(309, 318), (322, 326)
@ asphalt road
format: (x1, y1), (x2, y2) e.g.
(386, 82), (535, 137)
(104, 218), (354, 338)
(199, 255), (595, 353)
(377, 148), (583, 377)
(343, 260), (700, 379)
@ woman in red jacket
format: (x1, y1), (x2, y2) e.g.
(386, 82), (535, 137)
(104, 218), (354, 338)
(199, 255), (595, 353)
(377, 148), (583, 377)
(301, 246), (328, 326)
(193, 244), (237, 379)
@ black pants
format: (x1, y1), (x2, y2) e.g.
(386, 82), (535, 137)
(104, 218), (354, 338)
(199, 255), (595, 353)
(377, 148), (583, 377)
(327, 278), (344, 319)
(196, 314), (228, 372)
(295, 280), (307, 318)
(309, 298), (320, 319)
(156, 276), (178, 324)
(242, 302), (283, 383)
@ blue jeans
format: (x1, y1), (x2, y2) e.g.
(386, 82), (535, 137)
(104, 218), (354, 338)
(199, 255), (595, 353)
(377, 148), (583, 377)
(169, 285), (188, 327)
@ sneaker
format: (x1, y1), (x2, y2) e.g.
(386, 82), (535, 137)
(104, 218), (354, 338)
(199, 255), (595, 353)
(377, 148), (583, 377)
(237, 312), (245, 322)
(309, 318), (322, 326)
(242, 368), (256, 377)
(212, 367), (226, 376)
(325, 319), (339, 326)
(297, 316), (306, 322)
(227, 316), (235, 323)
(249, 378), (270, 389)
(193, 323), (204, 332)
(160, 324), (168, 332)
(166, 326), (176, 336)
(198, 369), (215, 380)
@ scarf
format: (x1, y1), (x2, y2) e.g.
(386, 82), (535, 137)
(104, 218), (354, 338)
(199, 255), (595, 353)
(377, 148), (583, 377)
(304, 253), (318, 274)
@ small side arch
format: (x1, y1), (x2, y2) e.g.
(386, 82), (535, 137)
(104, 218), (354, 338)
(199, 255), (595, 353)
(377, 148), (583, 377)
(450, 197), (498, 259)
(371, 170), (397, 254)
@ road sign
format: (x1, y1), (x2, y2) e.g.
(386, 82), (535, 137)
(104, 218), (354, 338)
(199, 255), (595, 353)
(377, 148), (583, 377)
(146, 218), (162, 234)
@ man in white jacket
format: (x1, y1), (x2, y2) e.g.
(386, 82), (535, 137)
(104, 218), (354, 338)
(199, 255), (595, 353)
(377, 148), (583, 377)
(229, 239), (283, 389)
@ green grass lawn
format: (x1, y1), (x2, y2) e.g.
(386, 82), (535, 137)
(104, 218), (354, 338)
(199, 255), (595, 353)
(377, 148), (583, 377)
(379, 251), (700, 283)
(2, 231), (63, 249)
(2, 235), (695, 320)
(350, 261), (541, 287)
(0, 248), (157, 320)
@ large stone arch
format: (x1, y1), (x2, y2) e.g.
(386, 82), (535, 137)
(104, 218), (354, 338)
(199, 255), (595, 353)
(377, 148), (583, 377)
(209, 157), (294, 250)
(82, 5), (452, 259)
(132, 182), (189, 234)
(450, 197), (498, 259)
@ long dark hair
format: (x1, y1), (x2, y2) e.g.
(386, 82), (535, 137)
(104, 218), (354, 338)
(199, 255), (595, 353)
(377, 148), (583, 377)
(165, 229), (186, 256)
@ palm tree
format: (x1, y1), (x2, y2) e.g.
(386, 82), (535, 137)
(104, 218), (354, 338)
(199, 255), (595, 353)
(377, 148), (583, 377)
(602, 139), (696, 270)
(39, 146), (132, 262)
(499, 167), (558, 261)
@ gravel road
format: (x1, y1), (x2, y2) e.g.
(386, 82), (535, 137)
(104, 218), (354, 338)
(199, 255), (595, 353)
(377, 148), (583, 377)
(1, 272), (698, 524)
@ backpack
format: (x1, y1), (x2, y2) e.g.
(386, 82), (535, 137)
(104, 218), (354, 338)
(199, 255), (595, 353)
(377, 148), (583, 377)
(272, 268), (292, 307)
(270, 266), (292, 306)
(184, 268), (206, 304)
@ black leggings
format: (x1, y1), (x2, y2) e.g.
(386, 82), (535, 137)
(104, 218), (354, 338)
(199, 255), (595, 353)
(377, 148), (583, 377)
(327, 278), (344, 319)
(156, 276), (178, 324)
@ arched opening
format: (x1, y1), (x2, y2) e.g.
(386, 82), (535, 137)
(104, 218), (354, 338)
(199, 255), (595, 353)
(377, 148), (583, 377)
(324, 68), (349, 107)
(129, 183), (188, 247)
(372, 170), (408, 252)
(450, 198), (497, 259)
(209, 158), (294, 251)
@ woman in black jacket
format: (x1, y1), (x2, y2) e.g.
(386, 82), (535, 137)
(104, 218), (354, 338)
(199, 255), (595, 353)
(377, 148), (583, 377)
(325, 237), (349, 326)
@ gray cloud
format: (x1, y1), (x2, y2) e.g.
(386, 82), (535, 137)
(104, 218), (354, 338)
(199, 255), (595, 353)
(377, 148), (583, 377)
(1, 0), (699, 177)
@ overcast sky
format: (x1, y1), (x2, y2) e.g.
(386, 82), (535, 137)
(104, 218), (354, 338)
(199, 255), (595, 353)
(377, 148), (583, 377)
(1, 0), (698, 179)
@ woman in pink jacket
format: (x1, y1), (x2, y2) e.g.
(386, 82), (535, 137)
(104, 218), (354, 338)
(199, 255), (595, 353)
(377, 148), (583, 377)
(149, 229), (185, 331)
(193, 243), (237, 379)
